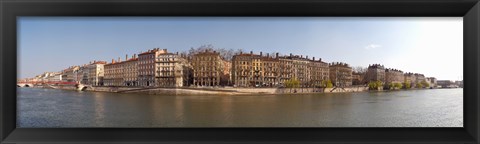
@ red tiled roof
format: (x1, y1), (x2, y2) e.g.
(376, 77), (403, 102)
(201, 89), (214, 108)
(105, 58), (138, 66)
(138, 51), (156, 55)
(105, 62), (122, 66)
(125, 58), (138, 62)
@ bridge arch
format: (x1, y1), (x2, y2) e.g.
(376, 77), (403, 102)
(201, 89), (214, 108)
(75, 84), (92, 91)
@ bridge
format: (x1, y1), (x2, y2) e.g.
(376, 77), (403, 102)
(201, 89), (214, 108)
(17, 81), (77, 87)
(75, 84), (94, 91)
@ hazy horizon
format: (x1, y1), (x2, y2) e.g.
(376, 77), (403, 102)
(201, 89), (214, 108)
(18, 17), (463, 80)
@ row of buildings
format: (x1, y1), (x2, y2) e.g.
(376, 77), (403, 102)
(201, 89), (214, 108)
(24, 48), (440, 88)
(354, 64), (438, 88)
(436, 80), (463, 88)
(26, 60), (107, 86)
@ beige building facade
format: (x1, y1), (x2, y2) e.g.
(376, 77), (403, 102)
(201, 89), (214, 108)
(261, 55), (280, 87)
(385, 68), (404, 84)
(308, 57), (329, 87)
(191, 50), (228, 86)
(329, 62), (353, 87)
(156, 52), (192, 87)
(123, 56), (138, 86)
(363, 64), (385, 83)
(104, 55), (139, 87)
(87, 61), (107, 86)
(104, 58), (125, 86)
(232, 52), (257, 87)
(404, 72), (416, 88)
(62, 66), (80, 82)
(232, 52), (280, 87)
(138, 48), (167, 87)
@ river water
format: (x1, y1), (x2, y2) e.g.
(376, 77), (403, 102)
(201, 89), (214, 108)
(17, 87), (463, 127)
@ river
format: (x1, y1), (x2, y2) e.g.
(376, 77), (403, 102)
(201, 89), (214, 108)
(17, 87), (463, 127)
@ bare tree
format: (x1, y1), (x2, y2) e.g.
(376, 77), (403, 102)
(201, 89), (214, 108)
(217, 48), (236, 60)
(269, 52), (280, 58)
(234, 49), (245, 55)
(353, 66), (367, 73)
(184, 44), (242, 61)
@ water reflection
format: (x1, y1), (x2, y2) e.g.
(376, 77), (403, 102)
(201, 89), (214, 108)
(17, 88), (463, 127)
(93, 92), (105, 126)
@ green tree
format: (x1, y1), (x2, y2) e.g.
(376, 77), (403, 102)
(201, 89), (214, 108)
(368, 80), (383, 90)
(292, 78), (300, 88)
(416, 82), (423, 88)
(368, 81), (377, 90)
(375, 80), (383, 89)
(326, 80), (333, 88)
(394, 83), (403, 89)
(285, 78), (300, 93)
(321, 80), (327, 88)
(285, 79), (293, 92)
(421, 80), (429, 88)
(403, 80), (411, 89)
(388, 83), (395, 90)
(321, 80), (333, 88)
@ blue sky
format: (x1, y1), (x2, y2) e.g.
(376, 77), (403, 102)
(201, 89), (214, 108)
(18, 17), (463, 80)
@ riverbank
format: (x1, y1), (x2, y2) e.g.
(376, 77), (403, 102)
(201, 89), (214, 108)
(28, 84), (453, 95)
(90, 86), (370, 95)
(31, 84), (370, 95)
(116, 86), (370, 95)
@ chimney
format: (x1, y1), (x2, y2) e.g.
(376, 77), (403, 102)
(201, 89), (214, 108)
(118, 57), (120, 62)
(290, 53), (293, 57)
(177, 52), (179, 55)
(319, 58), (322, 62)
(126, 54), (128, 61)
(250, 51), (253, 54)
(94, 60), (96, 63)
(267, 53), (270, 57)
(306, 55), (308, 59)
(276, 53), (279, 58)
(240, 51), (243, 54)
(213, 51), (216, 54)
(313, 57), (315, 61)
(260, 52), (263, 56)
(300, 55), (303, 58)
(134, 54), (137, 59)
(112, 59), (114, 63)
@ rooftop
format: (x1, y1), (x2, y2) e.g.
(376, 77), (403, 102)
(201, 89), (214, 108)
(329, 62), (351, 68)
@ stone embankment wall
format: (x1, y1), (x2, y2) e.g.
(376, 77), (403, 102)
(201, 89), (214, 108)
(42, 84), (369, 95)
(121, 86), (369, 95)
(270, 86), (368, 94)
(85, 86), (139, 92)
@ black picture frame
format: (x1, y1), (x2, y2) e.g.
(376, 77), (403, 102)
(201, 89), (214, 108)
(1, 0), (479, 143)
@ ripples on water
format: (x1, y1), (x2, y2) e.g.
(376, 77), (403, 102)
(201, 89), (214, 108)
(17, 88), (463, 127)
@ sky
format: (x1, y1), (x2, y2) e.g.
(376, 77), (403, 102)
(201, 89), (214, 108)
(18, 17), (463, 80)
